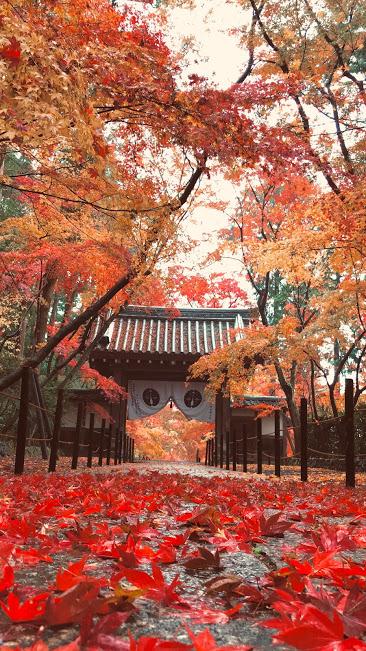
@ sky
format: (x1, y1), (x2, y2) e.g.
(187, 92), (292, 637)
(163, 1), (249, 282)
(165, 1), (248, 88)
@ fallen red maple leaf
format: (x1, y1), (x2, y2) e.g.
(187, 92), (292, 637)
(0, 591), (48, 622)
(80, 611), (134, 648)
(337, 586), (366, 637)
(187, 627), (252, 650)
(122, 563), (181, 606)
(183, 547), (220, 571)
(56, 557), (89, 591)
(129, 635), (190, 650)
(0, 565), (14, 592)
(265, 602), (364, 650)
(45, 581), (102, 626)
(259, 512), (293, 537)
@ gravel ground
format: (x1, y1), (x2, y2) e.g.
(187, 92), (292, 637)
(0, 459), (365, 650)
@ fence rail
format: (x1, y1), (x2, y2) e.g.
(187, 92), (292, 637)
(203, 378), (361, 487)
(2, 367), (136, 474)
(2, 369), (364, 486)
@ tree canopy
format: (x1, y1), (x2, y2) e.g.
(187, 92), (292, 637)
(0, 0), (365, 429)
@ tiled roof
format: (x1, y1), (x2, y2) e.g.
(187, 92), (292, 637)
(95, 306), (255, 357)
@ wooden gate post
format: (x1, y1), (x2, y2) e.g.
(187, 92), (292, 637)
(117, 429), (122, 464)
(205, 440), (208, 465)
(300, 397), (308, 482)
(225, 428), (230, 470)
(48, 388), (64, 472)
(14, 367), (31, 475)
(219, 430), (224, 468)
(256, 418), (262, 474)
(345, 378), (355, 488)
(274, 410), (281, 478)
(106, 423), (113, 465)
(215, 392), (223, 467)
(131, 438), (135, 462)
(122, 431), (127, 463)
(98, 419), (106, 466)
(87, 413), (95, 468)
(71, 401), (84, 470)
(242, 423), (247, 472)
(119, 387), (127, 465)
(114, 427), (119, 465)
(232, 425), (237, 471)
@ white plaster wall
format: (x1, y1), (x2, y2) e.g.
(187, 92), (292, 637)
(232, 407), (284, 437)
(62, 403), (104, 429)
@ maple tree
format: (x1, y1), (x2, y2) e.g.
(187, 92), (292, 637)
(182, 0), (366, 433)
(0, 0), (266, 393)
(128, 405), (211, 461)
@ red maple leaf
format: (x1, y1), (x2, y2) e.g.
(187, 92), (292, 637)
(122, 563), (181, 606)
(0, 565), (14, 592)
(0, 591), (48, 622)
(0, 37), (21, 64)
(187, 627), (252, 650)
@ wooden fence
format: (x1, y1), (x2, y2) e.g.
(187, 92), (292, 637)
(1, 368), (135, 475)
(1, 370), (364, 484)
(203, 378), (360, 487)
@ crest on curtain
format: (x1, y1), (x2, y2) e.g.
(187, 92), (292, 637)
(127, 380), (215, 422)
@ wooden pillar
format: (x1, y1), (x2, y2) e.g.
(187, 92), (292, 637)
(223, 395), (231, 470)
(114, 425), (119, 465)
(48, 388), (64, 472)
(122, 431), (127, 463)
(71, 401), (84, 470)
(214, 392), (223, 467)
(131, 438), (135, 463)
(300, 397), (308, 482)
(98, 419), (106, 466)
(232, 425), (237, 471)
(274, 410), (281, 478)
(119, 383), (127, 464)
(87, 412), (95, 468)
(225, 428), (230, 470)
(106, 422), (113, 465)
(256, 418), (262, 474)
(15, 367), (31, 475)
(242, 423), (247, 472)
(219, 430), (224, 468)
(345, 378), (355, 488)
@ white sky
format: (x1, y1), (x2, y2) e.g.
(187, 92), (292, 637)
(165, 1), (248, 88)
(163, 2), (249, 279)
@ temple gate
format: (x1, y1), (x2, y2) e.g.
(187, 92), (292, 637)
(61, 306), (286, 461)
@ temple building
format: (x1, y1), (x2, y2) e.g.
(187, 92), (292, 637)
(61, 306), (288, 460)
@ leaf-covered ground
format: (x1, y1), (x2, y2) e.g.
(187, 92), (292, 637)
(1, 460), (366, 651)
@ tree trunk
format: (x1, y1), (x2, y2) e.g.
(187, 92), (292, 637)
(33, 267), (57, 348)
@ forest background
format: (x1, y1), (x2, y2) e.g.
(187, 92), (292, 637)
(0, 0), (365, 460)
